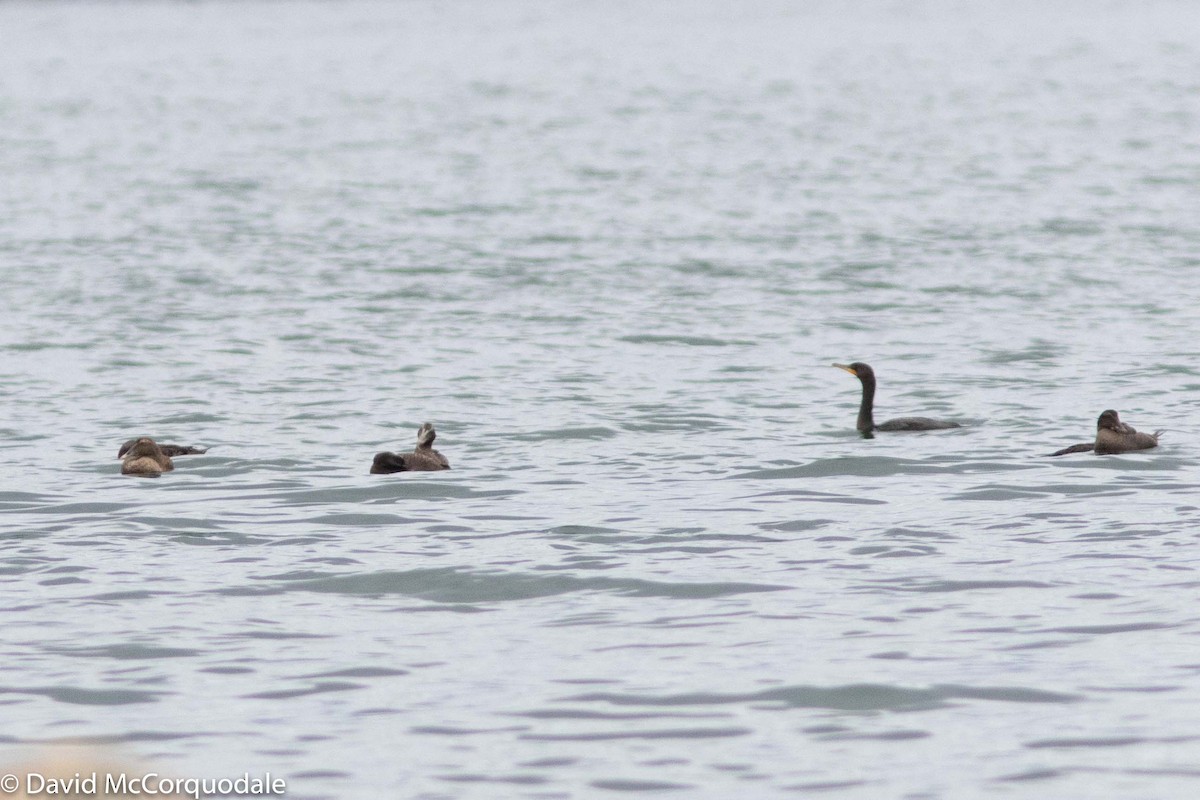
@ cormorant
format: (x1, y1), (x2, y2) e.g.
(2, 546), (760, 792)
(832, 362), (961, 436)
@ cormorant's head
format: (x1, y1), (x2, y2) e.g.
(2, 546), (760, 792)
(417, 422), (437, 447)
(832, 362), (875, 383)
(1097, 410), (1122, 431)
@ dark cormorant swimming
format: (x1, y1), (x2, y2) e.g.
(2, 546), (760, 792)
(371, 422), (451, 473)
(832, 362), (962, 436)
(1048, 409), (1161, 456)
(120, 437), (174, 476)
(118, 439), (207, 459)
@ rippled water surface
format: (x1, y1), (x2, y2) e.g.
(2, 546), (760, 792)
(3, 0), (1200, 797)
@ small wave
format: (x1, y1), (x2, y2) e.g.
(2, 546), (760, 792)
(243, 681), (362, 700)
(619, 334), (750, 347)
(523, 727), (750, 741)
(561, 682), (1080, 711)
(519, 427), (618, 441)
(224, 567), (790, 603)
(6, 687), (163, 706)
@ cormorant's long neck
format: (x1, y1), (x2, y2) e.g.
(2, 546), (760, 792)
(857, 374), (876, 433)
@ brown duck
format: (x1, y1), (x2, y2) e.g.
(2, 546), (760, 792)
(120, 438), (175, 476)
(118, 439), (207, 459)
(1049, 409), (1162, 456)
(371, 423), (450, 473)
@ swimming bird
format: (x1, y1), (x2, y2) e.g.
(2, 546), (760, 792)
(120, 437), (174, 476)
(832, 362), (962, 436)
(118, 439), (207, 459)
(371, 422), (450, 473)
(1049, 409), (1161, 456)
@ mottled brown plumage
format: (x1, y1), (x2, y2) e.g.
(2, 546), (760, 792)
(120, 438), (175, 476)
(118, 439), (207, 459)
(371, 423), (450, 474)
(1049, 409), (1161, 456)
(1095, 409), (1161, 454)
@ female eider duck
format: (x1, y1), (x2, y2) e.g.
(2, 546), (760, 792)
(1049, 409), (1161, 456)
(118, 439), (207, 459)
(120, 437), (175, 476)
(371, 422), (450, 473)
(832, 362), (962, 436)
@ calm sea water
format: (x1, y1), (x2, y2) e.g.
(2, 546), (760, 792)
(2, 1), (1200, 797)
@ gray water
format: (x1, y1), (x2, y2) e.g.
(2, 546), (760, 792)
(2, 0), (1200, 797)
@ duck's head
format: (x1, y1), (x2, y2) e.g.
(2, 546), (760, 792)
(122, 437), (164, 460)
(417, 423), (437, 447)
